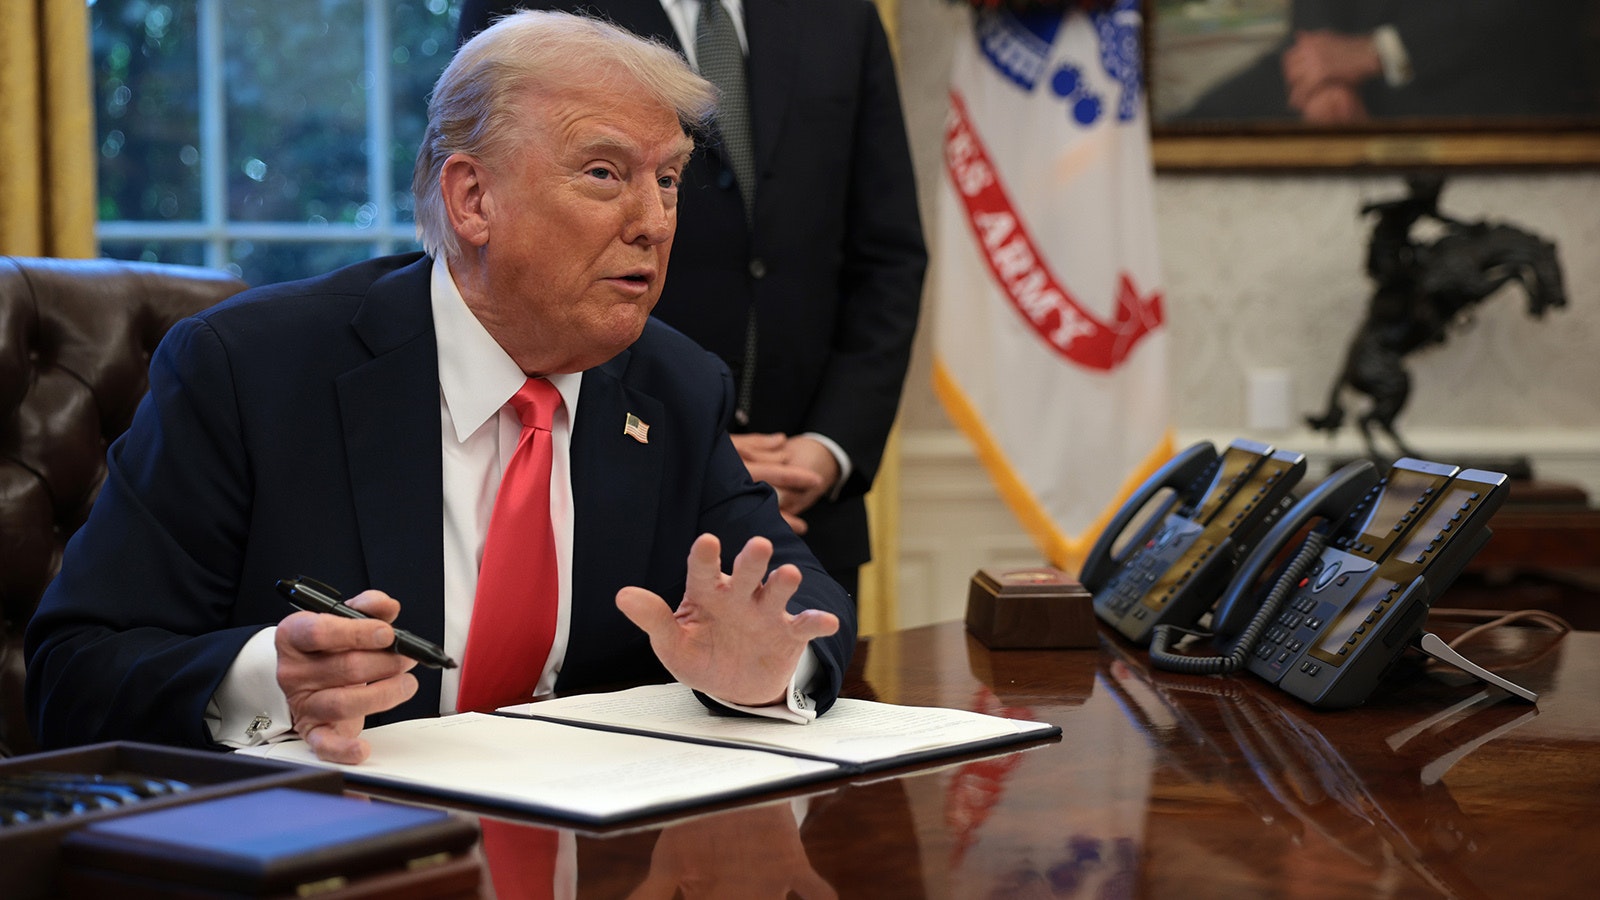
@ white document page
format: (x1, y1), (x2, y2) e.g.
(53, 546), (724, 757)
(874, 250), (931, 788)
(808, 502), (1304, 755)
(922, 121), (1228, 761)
(501, 683), (1059, 766)
(238, 712), (839, 823)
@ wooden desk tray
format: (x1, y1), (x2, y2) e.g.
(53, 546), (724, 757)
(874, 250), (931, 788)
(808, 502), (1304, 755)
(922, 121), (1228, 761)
(0, 741), (342, 900)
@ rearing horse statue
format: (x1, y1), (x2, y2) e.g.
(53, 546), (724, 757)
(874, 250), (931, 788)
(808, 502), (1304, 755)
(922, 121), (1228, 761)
(1305, 176), (1567, 461)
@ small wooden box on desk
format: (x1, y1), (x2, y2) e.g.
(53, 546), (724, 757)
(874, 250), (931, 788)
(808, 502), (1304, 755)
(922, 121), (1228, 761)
(965, 566), (1097, 649)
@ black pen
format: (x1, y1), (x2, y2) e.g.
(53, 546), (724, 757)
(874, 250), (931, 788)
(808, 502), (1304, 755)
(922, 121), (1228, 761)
(275, 576), (458, 669)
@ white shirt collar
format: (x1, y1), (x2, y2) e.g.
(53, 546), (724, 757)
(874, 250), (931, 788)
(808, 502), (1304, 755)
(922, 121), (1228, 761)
(659, 0), (747, 67)
(430, 256), (581, 442)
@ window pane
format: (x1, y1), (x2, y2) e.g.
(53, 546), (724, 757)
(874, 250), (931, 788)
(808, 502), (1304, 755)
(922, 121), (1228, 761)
(93, 0), (203, 223)
(94, 0), (454, 283)
(99, 240), (208, 268)
(389, 1), (458, 225)
(224, 1), (367, 224)
(231, 241), (376, 288)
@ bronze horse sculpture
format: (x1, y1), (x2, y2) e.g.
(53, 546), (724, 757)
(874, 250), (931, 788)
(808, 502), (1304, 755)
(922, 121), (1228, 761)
(1306, 177), (1567, 460)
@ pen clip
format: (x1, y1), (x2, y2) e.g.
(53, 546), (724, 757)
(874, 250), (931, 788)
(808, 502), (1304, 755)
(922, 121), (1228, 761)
(279, 575), (343, 602)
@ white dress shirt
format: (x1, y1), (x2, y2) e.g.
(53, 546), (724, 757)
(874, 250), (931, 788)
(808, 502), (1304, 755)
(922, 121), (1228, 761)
(660, 0), (748, 68)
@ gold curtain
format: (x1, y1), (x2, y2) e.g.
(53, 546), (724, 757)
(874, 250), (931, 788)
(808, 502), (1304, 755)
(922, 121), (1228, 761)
(855, 0), (905, 637)
(857, 427), (902, 637)
(0, 0), (96, 257)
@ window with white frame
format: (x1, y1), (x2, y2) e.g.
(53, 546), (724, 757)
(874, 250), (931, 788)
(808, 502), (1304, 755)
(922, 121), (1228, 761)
(92, 0), (457, 287)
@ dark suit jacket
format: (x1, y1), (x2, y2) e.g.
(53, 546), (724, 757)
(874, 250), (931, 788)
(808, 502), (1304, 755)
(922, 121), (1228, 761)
(24, 253), (855, 750)
(459, 0), (927, 583)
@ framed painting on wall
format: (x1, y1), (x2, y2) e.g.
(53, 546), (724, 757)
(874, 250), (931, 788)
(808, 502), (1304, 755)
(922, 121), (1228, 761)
(1145, 0), (1600, 169)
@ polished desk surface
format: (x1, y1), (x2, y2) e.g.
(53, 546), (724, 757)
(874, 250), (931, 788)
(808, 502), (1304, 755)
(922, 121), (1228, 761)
(378, 620), (1597, 899)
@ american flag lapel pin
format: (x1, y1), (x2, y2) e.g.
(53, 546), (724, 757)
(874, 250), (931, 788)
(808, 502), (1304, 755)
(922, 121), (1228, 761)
(623, 413), (650, 444)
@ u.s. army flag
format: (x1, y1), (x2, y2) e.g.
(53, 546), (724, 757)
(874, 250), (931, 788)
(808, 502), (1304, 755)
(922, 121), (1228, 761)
(933, 1), (1172, 572)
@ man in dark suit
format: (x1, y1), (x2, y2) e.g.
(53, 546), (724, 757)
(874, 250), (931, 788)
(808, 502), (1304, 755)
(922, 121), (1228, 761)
(26, 10), (854, 764)
(459, 0), (927, 597)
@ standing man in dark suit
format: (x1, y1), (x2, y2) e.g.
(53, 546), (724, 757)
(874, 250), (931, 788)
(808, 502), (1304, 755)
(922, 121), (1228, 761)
(26, 10), (853, 764)
(459, 0), (927, 598)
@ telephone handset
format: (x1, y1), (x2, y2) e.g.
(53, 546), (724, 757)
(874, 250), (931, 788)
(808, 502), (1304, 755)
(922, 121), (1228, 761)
(1080, 441), (1215, 591)
(1164, 457), (1512, 709)
(1206, 460), (1382, 650)
(1082, 439), (1307, 645)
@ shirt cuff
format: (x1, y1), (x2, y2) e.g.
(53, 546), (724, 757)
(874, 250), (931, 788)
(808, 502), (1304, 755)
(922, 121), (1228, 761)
(799, 431), (852, 501)
(205, 626), (294, 748)
(707, 648), (820, 723)
(1372, 25), (1413, 87)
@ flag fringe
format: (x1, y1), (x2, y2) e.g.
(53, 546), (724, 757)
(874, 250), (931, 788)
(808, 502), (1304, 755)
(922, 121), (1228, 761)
(932, 358), (1174, 576)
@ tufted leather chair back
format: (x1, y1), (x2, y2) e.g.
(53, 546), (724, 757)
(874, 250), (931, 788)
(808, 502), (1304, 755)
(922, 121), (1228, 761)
(0, 256), (248, 757)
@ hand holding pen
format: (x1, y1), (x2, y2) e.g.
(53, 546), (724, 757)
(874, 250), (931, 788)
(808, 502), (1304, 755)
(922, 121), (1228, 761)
(273, 578), (437, 765)
(276, 576), (457, 669)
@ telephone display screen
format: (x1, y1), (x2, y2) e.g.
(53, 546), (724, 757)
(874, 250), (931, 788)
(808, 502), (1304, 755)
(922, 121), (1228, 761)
(1313, 576), (1399, 661)
(1391, 484), (1480, 565)
(1192, 444), (1266, 523)
(1351, 467), (1452, 558)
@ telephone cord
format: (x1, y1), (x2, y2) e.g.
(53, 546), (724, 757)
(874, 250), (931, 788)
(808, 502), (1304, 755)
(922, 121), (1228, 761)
(1148, 531), (1330, 676)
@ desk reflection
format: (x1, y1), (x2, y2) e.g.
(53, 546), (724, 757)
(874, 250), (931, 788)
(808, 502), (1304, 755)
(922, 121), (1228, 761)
(1102, 636), (1549, 898)
(625, 801), (833, 900)
(477, 778), (922, 898)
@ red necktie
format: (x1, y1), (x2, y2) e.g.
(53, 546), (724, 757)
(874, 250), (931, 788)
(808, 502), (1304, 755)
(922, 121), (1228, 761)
(457, 377), (562, 713)
(478, 818), (559, 900)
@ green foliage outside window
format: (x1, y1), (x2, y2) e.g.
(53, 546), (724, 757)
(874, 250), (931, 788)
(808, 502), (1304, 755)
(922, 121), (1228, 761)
(92, 0), (456, 287)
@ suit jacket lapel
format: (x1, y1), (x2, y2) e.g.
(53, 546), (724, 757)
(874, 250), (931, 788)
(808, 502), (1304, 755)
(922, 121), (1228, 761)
(335, 256), (447, 718)
(567, 349), (665, 662)
(744, 0), (799, 179)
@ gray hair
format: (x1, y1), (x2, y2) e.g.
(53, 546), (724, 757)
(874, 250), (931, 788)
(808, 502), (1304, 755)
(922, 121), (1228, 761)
(412, 10), (717, 260)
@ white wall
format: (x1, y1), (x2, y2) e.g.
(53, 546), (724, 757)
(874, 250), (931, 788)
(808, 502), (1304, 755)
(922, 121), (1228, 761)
(890, 0), (1600, 627)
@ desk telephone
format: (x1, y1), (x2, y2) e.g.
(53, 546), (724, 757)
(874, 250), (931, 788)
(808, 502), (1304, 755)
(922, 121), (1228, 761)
(1081, 439), (1307, 645)
(1145, 456), (1535, 708)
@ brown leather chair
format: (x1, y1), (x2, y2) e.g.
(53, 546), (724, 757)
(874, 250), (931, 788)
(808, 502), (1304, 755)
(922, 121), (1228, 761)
(0, 256), (248, 757)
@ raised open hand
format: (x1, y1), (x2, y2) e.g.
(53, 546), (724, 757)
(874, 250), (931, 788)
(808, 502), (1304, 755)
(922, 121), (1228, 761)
(615, 534), (839, 707)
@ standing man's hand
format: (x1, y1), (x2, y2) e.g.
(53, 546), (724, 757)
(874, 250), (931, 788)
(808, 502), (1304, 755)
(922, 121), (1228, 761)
(275, 590), (418, 764)
(616, 534), (839, 707)
(731, 433), (840, 534)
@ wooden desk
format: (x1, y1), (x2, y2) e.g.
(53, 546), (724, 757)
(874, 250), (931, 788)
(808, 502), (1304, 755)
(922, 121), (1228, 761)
(1469, 480), (1600, 571)
(1453, 484), (1600, 628)
(373, 621), (1597, 898)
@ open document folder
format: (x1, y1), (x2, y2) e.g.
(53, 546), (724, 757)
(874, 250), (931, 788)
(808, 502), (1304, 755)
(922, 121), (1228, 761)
(239, 683), (1060, 825)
